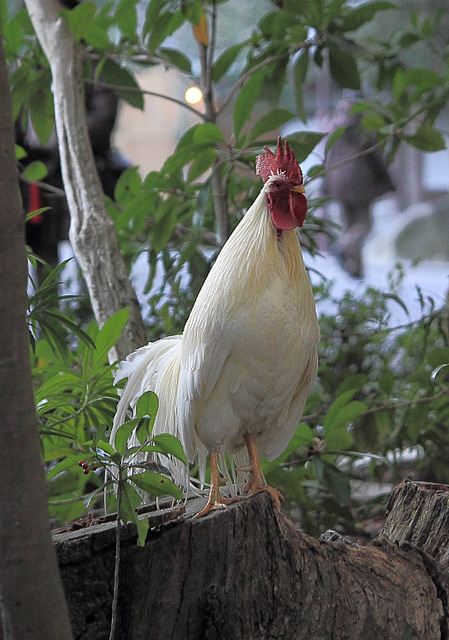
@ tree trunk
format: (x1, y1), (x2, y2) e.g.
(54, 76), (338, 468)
(0, 18), (73, 640)
(24, 0), (147, 362)
(54, 483), (449, 640)
(382, 479), (449, 570)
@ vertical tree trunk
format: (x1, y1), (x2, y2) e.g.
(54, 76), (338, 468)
(24, 0), (147, 362)
(0, 17), (73, 640)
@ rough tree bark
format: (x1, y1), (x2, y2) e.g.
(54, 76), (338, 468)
(0, 18), (73, 640)
(24, 0), (147, 362)
(54, 483), (449, 640)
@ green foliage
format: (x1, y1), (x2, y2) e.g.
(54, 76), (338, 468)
(27, 255), (95, 359)
(263, 276), (449, 536)
(85, 389), (184, 546)
(28, 260), (185, 532)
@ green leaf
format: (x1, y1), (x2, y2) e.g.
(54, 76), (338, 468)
(45, 309), (96, 350)
(212, 42), (245, 82)
(96, 439), (117, 458)
(293, 53), (309, 122)
(85, 482), (108, 509)
(333, 400), (367, 428)
(323, 393), (366, 451)
(248, 109), (294, 143)
(15, 145), (27, 160)
(131, 471), (183, 500)
(285, 132), (325, 163)
(152, 433), (188, 464)
(148, 11), (185, 53)
(341, 2), (394, 32)
(431, 363), (449, 383)
(325, 426), (354, 452)
(62, 2), (96, 41)
(47, 455), (85, 481)
(84, 22), (110, 51)
(328, 43), (361, 90)
(93, 308), (130, 368)
(120, 481), (142, 524)
(361, 113), (386, 131)
(114, 0), (137, 41)
(151, 203), (177, 251)
(233, 69), (265, 137)
(183, 0), (202, 25)
(187, 148), (217, 182)
(147, 10), (172, 49)
(159, 47), (192, 74)
(324, 391), (366, 431)
(325, 126), (346, 155)
(29, 86), (55, 145)
(26, 207), (50, 222)
(405, 123), (445, 152)
(295, 422), (315, 447)
(399, 32), (421, 49)
(144, 0), (165, 35)
(22, 160), (48, 182)
(113, 418), (142, 455)
(307, 164), (325, 179)
(334, 373), (369, 396)
(114, 166), (142, 203)
(97, 59), (144, 110)
(382, 292), (410, 318)
(136, 518), (150, 547)
(312, 454), (325, 483)
(135, 391), (159, 440)
(35, 372), (81, 400)
(379, 371), (395, 394)
(322, 460), (351, 505)
(192, 122), (224, 145)
(136, 390), (159, 419)
(323, 389), (355, 428)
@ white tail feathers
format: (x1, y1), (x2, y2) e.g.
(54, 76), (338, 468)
(111, 336), (194, 493)
(111, 335), (249, 500)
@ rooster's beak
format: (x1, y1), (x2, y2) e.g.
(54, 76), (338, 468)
(291, 184), (305, 194)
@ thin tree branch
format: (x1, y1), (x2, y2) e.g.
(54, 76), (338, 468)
(84, 78), (206, 121)
(362, 387), (449, 417)
(306, 135), (395, 184)
(302, 387), (449, 424)
(18, 173), (66, 197)
(109, 479), (122, 640)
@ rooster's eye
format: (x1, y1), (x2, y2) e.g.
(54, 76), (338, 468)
(273, 181), (282, 189)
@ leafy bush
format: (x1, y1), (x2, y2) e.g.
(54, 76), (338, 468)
(263, 277), (449, 536)
(29, 271), (185, 530)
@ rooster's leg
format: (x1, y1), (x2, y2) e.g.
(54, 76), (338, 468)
(242, 433), (284, 509)
(194, 450), (236, 518)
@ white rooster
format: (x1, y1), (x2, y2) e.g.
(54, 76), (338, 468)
(112, 137), (320, 517)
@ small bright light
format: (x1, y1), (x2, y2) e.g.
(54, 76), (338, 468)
(185, 86), (203, 105)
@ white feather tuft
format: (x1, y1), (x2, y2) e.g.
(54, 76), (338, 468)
(111, 336), (195, 494)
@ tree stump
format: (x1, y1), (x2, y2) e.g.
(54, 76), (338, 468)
(54, 482), (449, 640)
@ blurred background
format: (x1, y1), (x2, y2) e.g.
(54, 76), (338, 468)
(111, 0), (449, 324)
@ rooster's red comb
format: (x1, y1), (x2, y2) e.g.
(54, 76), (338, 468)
(255, 137), (303, 185)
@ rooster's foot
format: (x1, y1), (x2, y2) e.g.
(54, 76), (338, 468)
(242, 480), (284, 510)
(194, 494), (239, 518)
(242, 433), (284, 510)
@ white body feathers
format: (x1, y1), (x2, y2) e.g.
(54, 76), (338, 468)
(112, 180), (320, 487)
